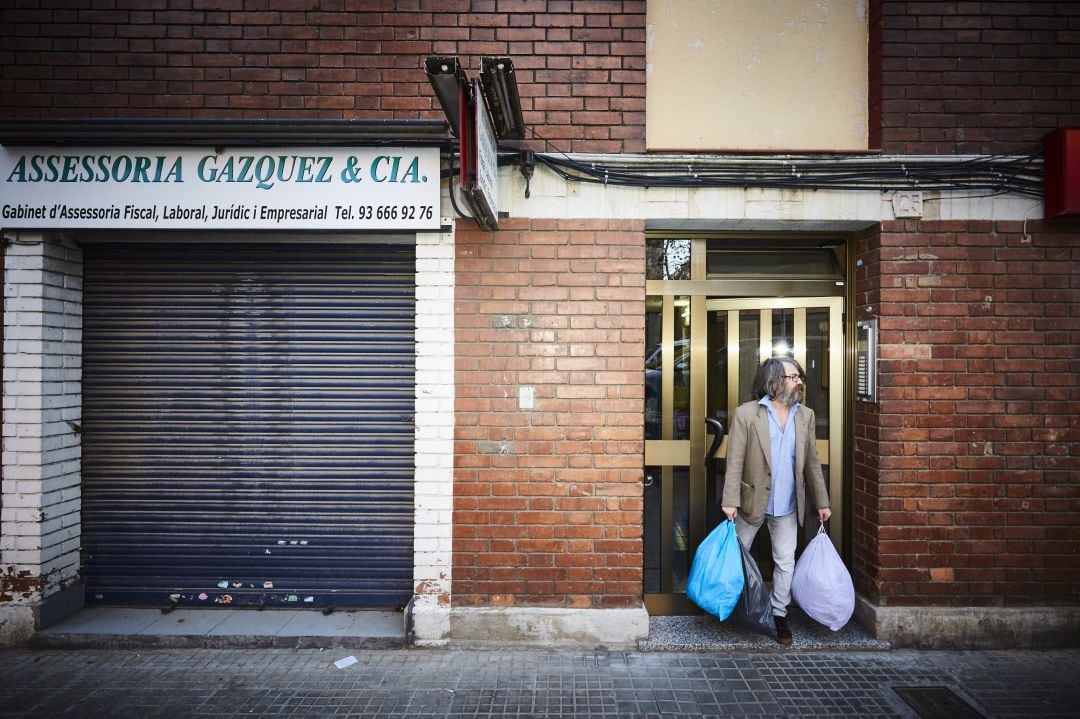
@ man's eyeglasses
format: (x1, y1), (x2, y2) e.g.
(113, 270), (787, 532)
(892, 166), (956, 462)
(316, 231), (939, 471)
(784, 374), (805, 383)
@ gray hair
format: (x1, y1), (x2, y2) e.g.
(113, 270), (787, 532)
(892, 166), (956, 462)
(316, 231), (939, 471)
(752, 357), (805, 400)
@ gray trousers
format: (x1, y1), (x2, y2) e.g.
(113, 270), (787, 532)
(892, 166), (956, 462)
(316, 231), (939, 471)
(734, 511), (798, 617)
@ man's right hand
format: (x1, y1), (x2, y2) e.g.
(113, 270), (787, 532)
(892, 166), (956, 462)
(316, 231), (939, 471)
(722, 506), (737, 521)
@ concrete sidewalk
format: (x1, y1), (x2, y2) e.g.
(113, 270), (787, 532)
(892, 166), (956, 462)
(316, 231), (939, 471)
(3, 645), (1079, 718)
(29, 605), (890, 652)
(30, 606), (408, 650)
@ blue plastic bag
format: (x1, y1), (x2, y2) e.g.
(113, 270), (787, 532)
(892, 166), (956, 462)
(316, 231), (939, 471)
(791, 523), (855, 631)
(686, 520), (744, 620)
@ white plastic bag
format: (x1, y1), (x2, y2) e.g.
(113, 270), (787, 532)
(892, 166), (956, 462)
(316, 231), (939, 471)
(791, 523), (855, 631)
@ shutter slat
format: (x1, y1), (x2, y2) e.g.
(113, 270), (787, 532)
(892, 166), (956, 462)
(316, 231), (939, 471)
(81, 242), (415, 608)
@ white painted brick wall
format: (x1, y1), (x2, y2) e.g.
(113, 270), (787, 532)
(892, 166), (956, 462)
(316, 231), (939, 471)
(1, 233), (83, 602)
(412, 226), (454, 618)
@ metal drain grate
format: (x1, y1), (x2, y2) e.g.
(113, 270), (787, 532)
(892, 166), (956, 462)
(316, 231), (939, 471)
(893, 686), (986, 719)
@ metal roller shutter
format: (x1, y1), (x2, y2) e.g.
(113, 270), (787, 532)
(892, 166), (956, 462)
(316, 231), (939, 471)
(81, 242), (415, 609)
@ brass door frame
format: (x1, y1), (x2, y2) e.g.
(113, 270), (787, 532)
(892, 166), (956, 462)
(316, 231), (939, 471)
(704, 297), (845, 548)
(644, 292), (845, 615)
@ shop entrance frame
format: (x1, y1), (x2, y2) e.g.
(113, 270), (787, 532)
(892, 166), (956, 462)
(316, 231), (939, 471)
(643, 234), (854, 615)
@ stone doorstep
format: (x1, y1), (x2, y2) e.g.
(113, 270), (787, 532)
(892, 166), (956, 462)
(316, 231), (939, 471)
(639, 609), (890, 653)
(409, 603), (887, 652)
(857, 598), (1080, 650)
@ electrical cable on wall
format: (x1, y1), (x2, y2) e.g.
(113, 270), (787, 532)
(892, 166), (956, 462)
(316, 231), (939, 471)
(447, 172), (475, 222)
(442, 126), (1043, 220)
(504, 127), (1044, 199)
(437, 141), (476, 221)
(528, 149), (1043, 198)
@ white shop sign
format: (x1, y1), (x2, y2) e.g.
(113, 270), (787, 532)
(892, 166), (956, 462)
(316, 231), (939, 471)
(0, 146), (440, 230)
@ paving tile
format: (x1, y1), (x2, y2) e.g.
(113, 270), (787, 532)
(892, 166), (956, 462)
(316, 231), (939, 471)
(6, 633), (1080, 718)
(8, 608), (1080, 716)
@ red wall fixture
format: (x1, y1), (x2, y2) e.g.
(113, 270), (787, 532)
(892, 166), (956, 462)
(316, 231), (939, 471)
(1044, 128), (1080, 218)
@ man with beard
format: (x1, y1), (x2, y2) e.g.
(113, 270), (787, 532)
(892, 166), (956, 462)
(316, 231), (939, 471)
(721, 357), (832, 645)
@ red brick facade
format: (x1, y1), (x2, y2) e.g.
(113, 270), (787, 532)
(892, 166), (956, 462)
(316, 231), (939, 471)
(854, 219), (1080, 607)
(453, 218), (646, 608)
(0, 0), (648, 153)
(872, 0), (1080, 154)
(4, 3), (1077, 154)
(0, 2), (1077, 620)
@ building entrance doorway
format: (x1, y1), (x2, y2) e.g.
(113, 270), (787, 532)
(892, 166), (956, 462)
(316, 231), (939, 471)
(643, 237), (848, 615)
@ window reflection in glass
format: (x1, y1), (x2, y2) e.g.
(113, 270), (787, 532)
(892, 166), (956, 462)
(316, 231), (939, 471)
(806, 308), (830, 440)
(706, 310), (728, 439)
(646, 238), (691, 280)
(737, 311), (759, 405)
(644, 296), (691, 441)
(672, 298), (691, 440)
(643, 466), (661, 593)
(642, 466), (691, 594)
(645, 298), (662, 440)
(671, 467), (690, 593)
(771, 308), (794, 359)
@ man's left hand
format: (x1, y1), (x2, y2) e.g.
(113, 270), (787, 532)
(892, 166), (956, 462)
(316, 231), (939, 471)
(818, 507), (832, 523)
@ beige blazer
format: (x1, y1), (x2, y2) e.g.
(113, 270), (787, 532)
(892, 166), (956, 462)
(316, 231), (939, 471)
(721, 399), (830, 527)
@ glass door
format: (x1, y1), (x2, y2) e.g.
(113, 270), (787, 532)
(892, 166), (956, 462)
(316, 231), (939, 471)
(644, 295), (844, 615)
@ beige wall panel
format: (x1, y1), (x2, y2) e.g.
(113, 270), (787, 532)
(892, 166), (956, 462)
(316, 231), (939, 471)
(646, 0), (869, 151)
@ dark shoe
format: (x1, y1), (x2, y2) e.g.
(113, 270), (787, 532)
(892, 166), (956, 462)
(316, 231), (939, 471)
(774, 615), (792, 645)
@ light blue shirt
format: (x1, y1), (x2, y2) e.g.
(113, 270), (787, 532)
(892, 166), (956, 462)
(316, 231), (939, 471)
(759, 395), (798, 517)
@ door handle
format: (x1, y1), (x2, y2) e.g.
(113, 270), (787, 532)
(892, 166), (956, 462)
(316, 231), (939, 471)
(705, 418), (723, 461)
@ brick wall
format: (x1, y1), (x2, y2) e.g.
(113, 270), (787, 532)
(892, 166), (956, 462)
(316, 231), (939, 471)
(5, 2), (1077, 157)
(453, 218), (645, 608)
(875, 0), (1080, 154)
(412, 229), (456, 613)
(1, 236), (83, 607)
(853, 220), (1080, 607)
(0, 0), (647, 154)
